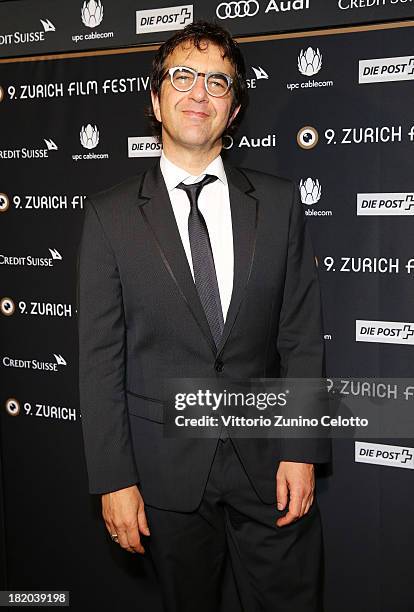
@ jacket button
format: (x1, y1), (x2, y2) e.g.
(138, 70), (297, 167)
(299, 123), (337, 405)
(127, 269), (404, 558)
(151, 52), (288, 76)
(215, 359), (224, 372)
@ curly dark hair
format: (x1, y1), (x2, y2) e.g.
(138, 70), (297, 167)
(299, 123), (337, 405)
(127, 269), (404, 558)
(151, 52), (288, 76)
(145, 19), (248, 142)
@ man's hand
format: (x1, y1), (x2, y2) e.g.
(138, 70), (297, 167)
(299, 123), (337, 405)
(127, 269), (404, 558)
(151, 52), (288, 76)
(275, 461), (315, 527)
(102, 484), (150, 554)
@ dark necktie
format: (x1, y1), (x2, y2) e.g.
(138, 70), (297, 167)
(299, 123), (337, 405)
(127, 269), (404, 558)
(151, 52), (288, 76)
(176, 174), (224, 348)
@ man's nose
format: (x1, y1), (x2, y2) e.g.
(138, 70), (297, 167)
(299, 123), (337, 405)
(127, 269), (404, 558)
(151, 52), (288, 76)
(189, 75), (208, 101)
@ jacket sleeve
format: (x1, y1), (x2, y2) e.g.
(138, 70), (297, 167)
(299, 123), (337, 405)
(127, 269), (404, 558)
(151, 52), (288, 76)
(76, 197), (140, 494)
(276, 181), (331, 464)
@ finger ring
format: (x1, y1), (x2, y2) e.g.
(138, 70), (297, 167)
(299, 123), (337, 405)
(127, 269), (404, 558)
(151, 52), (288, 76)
(111, 533), (119, 542)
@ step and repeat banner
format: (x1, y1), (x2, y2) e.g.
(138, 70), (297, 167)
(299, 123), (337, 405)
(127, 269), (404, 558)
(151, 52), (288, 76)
(1, 7), (414, 612)
(0, 0), (414, 57)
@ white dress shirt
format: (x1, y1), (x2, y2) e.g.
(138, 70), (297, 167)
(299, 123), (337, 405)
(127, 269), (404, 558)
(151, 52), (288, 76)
(159, 150), (234, 323)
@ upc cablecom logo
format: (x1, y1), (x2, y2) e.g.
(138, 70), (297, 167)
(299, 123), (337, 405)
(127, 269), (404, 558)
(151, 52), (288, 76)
(298, 47), (322, 77)
(72, 0), (114, 44)
(356, 320), (414, 345)
(81, 0), (104, 27)
(299, 178), (321, 205)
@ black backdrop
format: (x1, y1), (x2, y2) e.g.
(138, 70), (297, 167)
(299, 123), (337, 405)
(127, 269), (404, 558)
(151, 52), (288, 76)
(1, 0), (414, 56)
(1, 3), (414, 611)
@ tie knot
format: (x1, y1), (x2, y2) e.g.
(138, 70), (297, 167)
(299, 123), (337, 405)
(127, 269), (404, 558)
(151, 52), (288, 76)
(176, 173), (218, 205)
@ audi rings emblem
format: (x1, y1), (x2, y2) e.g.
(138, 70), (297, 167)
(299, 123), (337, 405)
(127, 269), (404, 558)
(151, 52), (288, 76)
(222, 135), (234, 150)
(216, 0), (259, 19)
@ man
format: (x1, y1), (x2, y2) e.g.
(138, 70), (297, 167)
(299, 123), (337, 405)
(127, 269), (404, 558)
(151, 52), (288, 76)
(77, 20), (331, 612)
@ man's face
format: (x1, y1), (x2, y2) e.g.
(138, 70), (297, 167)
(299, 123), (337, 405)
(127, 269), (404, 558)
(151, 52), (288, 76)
(151, 39), (241, 151)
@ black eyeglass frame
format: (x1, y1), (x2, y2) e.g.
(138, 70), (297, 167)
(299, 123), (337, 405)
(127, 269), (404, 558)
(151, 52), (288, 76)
(161, 65), (234, 97)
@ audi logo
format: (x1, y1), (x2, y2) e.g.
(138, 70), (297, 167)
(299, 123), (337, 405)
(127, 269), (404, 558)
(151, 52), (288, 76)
(222, 135), (234, 150)
(216, 0), (260, 19)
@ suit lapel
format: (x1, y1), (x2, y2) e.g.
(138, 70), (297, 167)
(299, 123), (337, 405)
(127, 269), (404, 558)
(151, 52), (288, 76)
(136, 157), (258, 359)
(216, 162), (258, 356)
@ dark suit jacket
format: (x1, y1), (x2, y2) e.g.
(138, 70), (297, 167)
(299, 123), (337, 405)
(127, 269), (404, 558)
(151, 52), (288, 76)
(76, 157), (331, 512)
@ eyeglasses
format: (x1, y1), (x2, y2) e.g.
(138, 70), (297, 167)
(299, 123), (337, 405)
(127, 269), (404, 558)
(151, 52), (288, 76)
(162, 66), (233, 97)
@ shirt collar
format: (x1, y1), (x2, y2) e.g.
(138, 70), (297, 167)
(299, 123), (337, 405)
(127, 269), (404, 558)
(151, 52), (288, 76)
(160, 149), (227, 192)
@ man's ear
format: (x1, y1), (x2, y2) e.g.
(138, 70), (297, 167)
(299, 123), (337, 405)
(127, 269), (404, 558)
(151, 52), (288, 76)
(151, 90), (161, 123)
(227, 104), (241, 129)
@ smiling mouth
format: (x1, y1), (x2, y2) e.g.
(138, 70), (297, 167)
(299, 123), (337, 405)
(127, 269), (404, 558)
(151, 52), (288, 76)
(182, 110), (209, 118)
